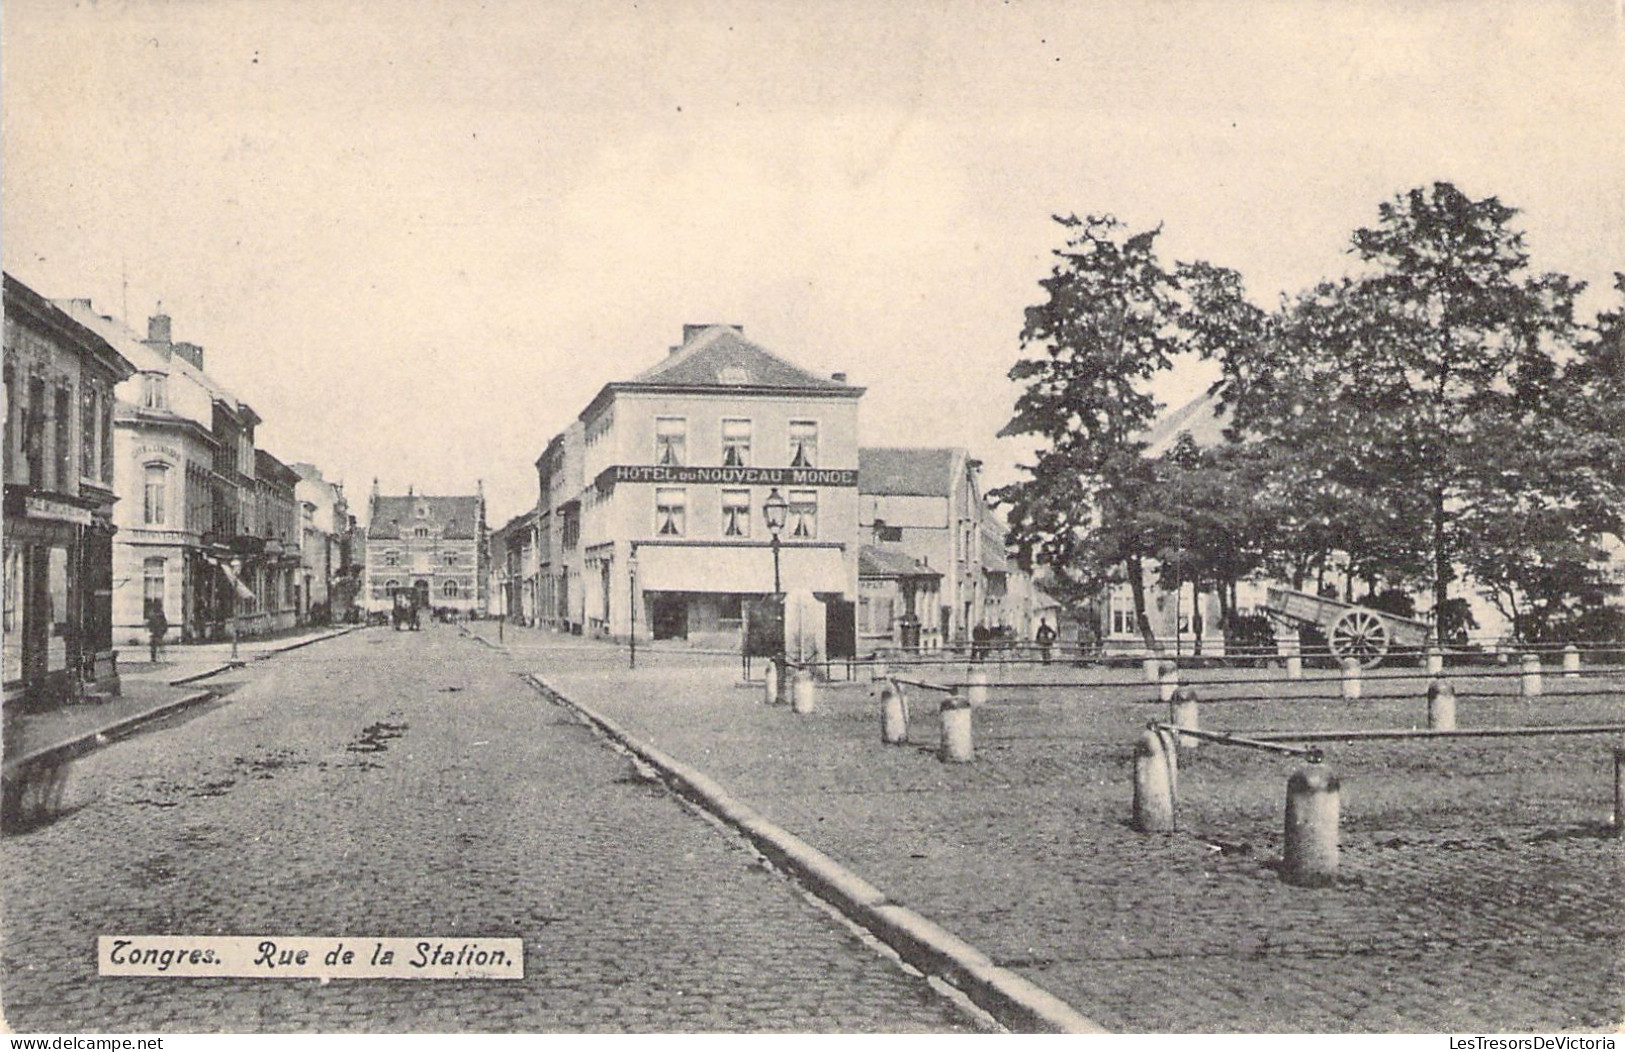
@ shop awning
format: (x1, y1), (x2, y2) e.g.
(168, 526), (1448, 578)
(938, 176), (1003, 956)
(201, 553), (257, 601)
(635, 544), (849, 596)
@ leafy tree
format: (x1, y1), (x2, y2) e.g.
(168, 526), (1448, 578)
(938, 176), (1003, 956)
(1455, 273), (1625, 639)
(1220, 183), (1583, 641)
(995, 214), (1183, 647)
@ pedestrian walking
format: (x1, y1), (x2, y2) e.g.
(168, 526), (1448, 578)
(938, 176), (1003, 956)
(970, 623), (988, 662)
(1035, 618), (1056, 665)
(146, 604), (169, 663)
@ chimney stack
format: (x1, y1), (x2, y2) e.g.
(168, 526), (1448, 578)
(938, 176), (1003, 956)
(682, 323), (743, 344)
(147, 310), (171, 345)
(831, 372), (847, 383)
(173, 341), (205, 370)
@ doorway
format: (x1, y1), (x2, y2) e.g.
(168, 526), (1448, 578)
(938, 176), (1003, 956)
(651, 595), (688, 640)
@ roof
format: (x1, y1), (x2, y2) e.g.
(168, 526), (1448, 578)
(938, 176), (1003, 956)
(255, 449), (303, 488)
(1140, 391), (1233, 457)
(859, 545), (941, 580)
(581, 326), (863, 421)
(632, 326), (852, 389)
(858, 447), (962, 497)
(4, 277), (136, 380)
(368, 494), (484, 540)
(55, 298), (245, 408)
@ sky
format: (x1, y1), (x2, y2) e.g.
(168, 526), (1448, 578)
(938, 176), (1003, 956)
(5, 0), (1623, 526)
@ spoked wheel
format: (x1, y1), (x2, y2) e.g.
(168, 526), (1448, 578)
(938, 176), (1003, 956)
(1329, 608), (1390, 669)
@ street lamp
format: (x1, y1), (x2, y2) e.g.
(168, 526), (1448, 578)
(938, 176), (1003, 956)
(763, 488), (788, 594)
(627, 543), (638, 669)
(763, 488), (789, 699)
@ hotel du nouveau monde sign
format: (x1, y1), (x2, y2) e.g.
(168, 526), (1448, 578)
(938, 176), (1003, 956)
(595, 465), (859, 488)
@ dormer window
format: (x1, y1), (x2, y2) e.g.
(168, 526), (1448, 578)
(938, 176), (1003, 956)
(417, 506), (428, 518)
(718, 365), (752, 385)
(142, 373), (168, 410)
(414, 526), (429, 539)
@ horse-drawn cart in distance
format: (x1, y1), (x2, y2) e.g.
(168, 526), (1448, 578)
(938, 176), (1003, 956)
(1264, 586), (1433, 668)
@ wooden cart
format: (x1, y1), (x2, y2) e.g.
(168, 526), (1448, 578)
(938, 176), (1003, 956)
(1264, 586), (1432, 668)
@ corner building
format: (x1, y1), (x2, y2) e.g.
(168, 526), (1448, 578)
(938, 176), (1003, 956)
(542, 325), (863, 647)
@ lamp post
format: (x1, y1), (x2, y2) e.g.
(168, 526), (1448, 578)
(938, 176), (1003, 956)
(763, 488), (789, 694)
(627, 543), (638, 669)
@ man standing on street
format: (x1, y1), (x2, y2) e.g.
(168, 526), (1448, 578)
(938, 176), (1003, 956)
(147, 604), (169, 664)
(1035, 618), (1056, 665)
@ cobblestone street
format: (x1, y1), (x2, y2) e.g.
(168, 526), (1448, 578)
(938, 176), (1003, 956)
(0, 626), (975, 1033)
(521, 629), (1625, 1033)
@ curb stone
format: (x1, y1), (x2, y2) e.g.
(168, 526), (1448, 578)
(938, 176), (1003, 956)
(523, 671), (1108, 1035)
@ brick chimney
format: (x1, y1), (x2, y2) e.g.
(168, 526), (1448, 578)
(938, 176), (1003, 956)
(682, 323), (743, 344)
(143, 308), (173, 360)
(173, 341), (205, 370)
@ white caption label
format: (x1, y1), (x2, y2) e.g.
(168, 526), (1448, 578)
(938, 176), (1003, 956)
(98, 936), (524, 979)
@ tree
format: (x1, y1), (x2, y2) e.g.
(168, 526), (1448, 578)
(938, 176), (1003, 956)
(1455, 273), (1625, 639)
(996, 215), (1262, 650)
(995, 215), (1182, 648)
(1220, 183), (1583, 641)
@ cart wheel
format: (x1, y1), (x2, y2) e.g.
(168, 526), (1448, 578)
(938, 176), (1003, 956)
(1330, 608), (1389, 669)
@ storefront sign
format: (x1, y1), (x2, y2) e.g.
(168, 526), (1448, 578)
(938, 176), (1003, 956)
(596, 465), (858, 489)
(23, 496), (93, 526)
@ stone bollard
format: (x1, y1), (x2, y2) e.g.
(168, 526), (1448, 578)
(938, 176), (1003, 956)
(939, 695), (974, 763)
(1143, 657), (1161, 683)
(1158, 661), (1179, 703)
(1285, 651), (1303, 681)
(1340, 658), (1362, 700)
(1612, 744), (1625, 845)
(1171, 686), (1200, 751)
(967, 666), (990, 708)
(792, 668), (817, 714)
(1614, 745), (1624, 836)
(1563, 645), (1580, 679)
(1131, 728), (1176, 832)
(1425, 646), (1444, 677)
(879, 682), (908, 745)
(1521, 653), (1543, 698)
(763, 659), (780, 706)
(1282, 762), (1340, 886)
(1427, 679), (1457, 732)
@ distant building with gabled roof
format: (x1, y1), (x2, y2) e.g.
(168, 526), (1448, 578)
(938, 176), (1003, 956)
(362, 483), (487, 615)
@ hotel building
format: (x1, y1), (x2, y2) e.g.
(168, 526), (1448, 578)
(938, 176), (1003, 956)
(537, 324), (863, 649)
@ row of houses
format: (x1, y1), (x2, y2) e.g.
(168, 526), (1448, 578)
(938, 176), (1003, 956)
(3, 273), (360, 713)
(483, 324), (1057, 655)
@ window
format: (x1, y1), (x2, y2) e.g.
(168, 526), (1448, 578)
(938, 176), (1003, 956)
(21, 377), (45, 484)
(443, 580), (459, 598)
(54, 386), (72, 489)
(722, 419), (751, 466)
(385, 579), (400, 593)
(143, 464), (169, 525)
(719, 594), (743, 622)
(721, 489), (751, 537)
(790, 421), (818, 467)
(143, 557), (166, 617)
(416, 506), (428, 518)
(789, 490), (817, 539)
(877, 524), (903, 543)
(655, 417), (686, 466)
(81, 388), (98, 479)
(444, 551), (459, 565)
(655, 487), (686, 536)
(100, 391), (114, 484)
(413, 527), (429, 538)
(870, 596), (895, 634)
(142, 373), (168, 410)
(385, 550), (400, 566)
